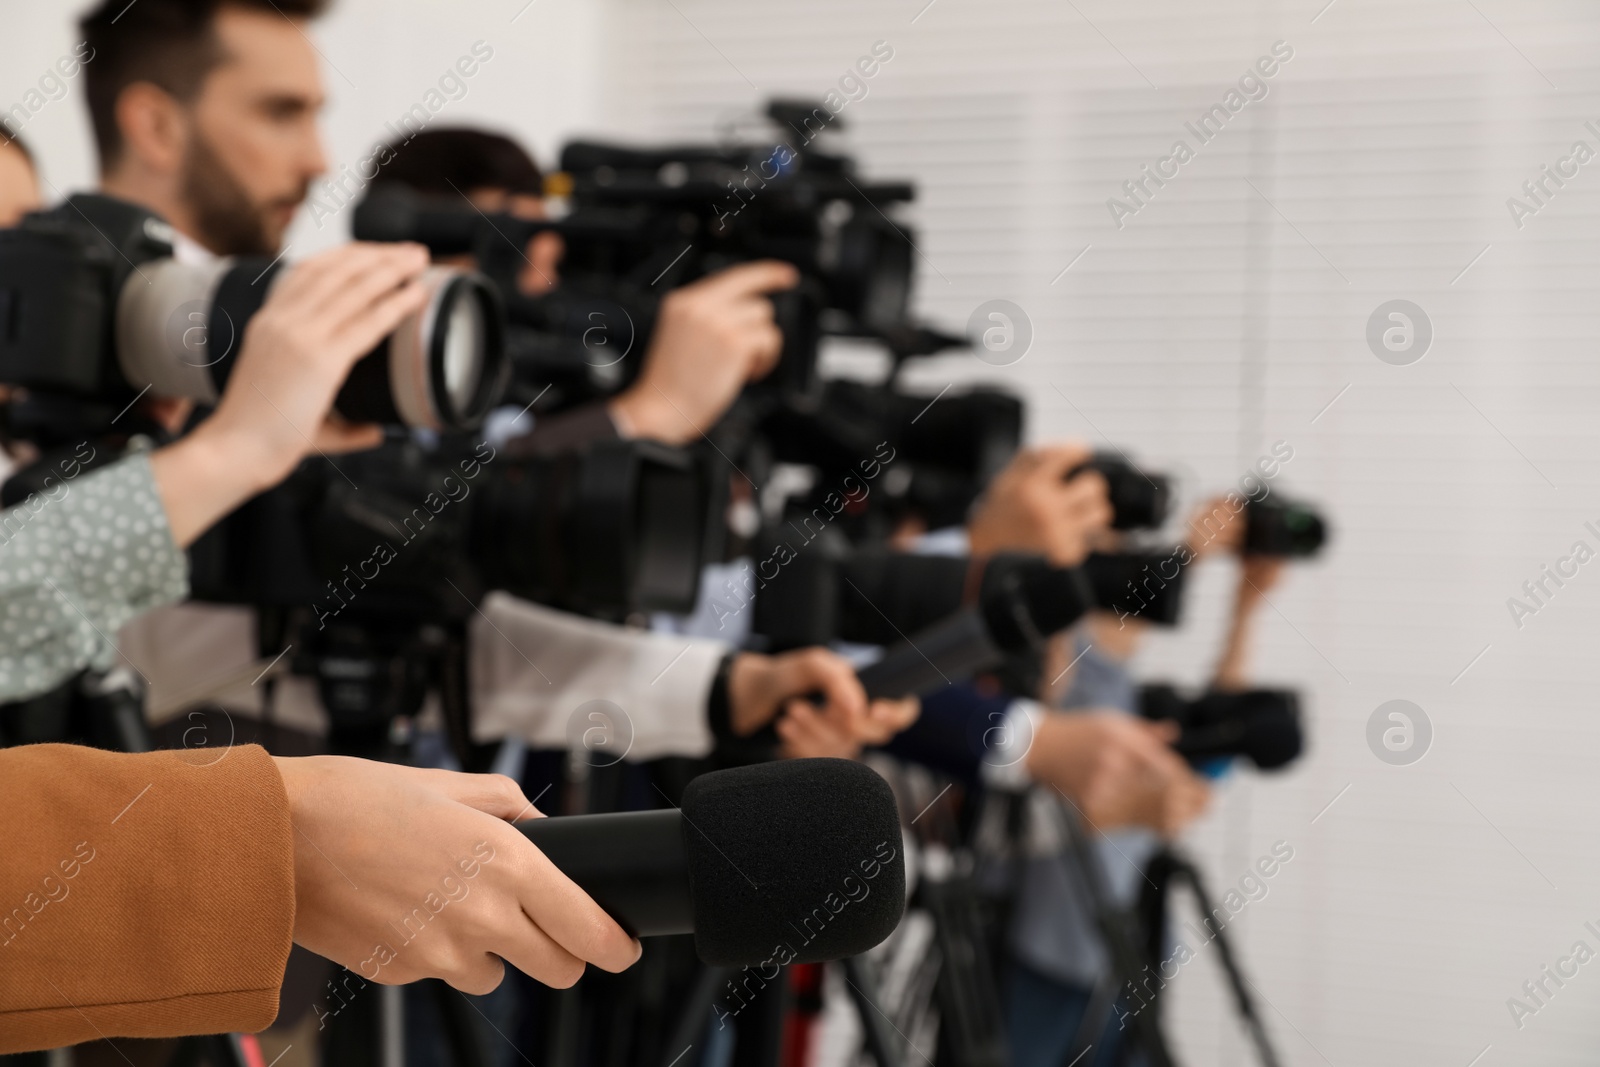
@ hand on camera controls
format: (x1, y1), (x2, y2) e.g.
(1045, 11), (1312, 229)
(968, 441), (1113, 567)
(608, 260), (799, 444)
(775, 695), (920, 760)
(150, 243), (430, 545)
(1025, 711), (1210, 838)
(274, 755), (640, 994)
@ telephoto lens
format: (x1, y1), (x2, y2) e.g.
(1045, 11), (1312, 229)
(118, 258), (505, 432)
(0, 193), (507, 432)
(1071, 453), (1172, 530)
(1244, 496), (1328, 558)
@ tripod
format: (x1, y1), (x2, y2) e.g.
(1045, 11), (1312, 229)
(1056, 807), (1284, 1067)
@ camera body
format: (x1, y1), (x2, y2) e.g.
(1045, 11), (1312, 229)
(0, 193), (507, 438)
(1245, 496), (1328, 558)
(1072, 453), (1172, 531)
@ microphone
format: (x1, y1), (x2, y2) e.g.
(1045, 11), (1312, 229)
(517, 758), (905, 966)
(857, 554), (1094, 699)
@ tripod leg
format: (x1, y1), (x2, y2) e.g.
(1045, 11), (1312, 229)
(1166, 859), (1284, 1067)
(1057, 810), (1176, 1067)
(841, 956), (904, 1067)
(658, 965), (730, 1067)
(1068, 974), (1119, 1066)
(380, 983), (405, 1067)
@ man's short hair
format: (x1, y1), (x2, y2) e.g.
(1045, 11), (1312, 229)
(78, 0), (329, 168)
(376, 127), (544, 198)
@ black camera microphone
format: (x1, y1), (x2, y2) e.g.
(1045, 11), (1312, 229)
(517, 759), (905, 966)
(856, 554), (1094, 699)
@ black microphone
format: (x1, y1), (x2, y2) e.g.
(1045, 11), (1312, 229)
(517, 758), (905, 966)
(857, 554), (1094, 699)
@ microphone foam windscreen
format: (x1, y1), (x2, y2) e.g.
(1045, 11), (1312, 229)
(679, 758), (906, 966)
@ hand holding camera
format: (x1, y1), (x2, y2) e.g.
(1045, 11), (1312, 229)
(967, 442), (1113, 566)
(1024, 711), (1211, 838)
(608, 260), (799, 443)
(149, 242), (431, 545)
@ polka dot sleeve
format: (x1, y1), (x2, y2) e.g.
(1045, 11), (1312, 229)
(0, 453), (189, 702)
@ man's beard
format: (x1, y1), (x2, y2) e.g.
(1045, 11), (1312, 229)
(179, 133), (305, 257)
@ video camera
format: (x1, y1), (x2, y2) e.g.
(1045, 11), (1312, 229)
(0, 194), (506, 441)
(0, 192), (715, 750)
(1074, 454), (1172, 531)
(1245, 495), (1328, 558)
(1139, 683), (1304, 770)
(353, 100), (965, 415)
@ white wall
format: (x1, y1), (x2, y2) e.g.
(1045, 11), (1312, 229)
(10, 0), (1600, 1062)
(593, 1), (1600, 1064)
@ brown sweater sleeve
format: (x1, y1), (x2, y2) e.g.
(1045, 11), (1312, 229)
(0, 743), (295, 1053)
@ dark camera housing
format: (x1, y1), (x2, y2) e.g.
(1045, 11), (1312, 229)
(1083, 549), (1187, 626)
(1071, 454), (1172, 531)
(1245, 496), (1328, 558)
(0, 193), (507, 437)
(1140, 683), (1304, 770)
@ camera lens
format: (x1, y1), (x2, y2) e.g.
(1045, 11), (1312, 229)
(115, 259), (505, 431)
(372, 267), (504, 429)
(441, 292), (484, 412)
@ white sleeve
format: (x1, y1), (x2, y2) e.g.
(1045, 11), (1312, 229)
(468, 592), (727, 760)
(979, 698), (1043, 792)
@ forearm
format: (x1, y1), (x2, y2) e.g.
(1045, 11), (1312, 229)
(1212, 597), (1258, 690)
(0, 454), (188, 703)
(467, 592), (725, 759)
(0, 743), (294, 1052)
(148, 421), (275, 548)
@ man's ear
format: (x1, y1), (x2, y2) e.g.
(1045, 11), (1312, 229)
(111, 82), (190, 178)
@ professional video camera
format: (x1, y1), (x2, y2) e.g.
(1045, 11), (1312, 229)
(0, 194), (505, 442)
(759, 378), (1023, 536)
(1075, 454), (1172, 531)
(1139, 683), (1304, 770)
(179, 435), (713, 753)
(1083, 549), (1188, 626)
(353, 100), (964, 413)
(1246, 494), (1328, 558)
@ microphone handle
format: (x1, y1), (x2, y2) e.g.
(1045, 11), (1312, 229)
(517, 809), (694, 937)
(857, 607), (1004, 700)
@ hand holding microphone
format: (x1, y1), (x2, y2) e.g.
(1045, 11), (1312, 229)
(518, 758), (906, 966)
(273, 755), (640, 995)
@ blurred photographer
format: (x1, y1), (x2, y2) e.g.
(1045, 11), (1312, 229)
(377, 126), (800, 449)
(1004, 489), (1290, 1067)
(0, 204), (431, 699)
(65, 0), (891, 762)
(365, 126), (915, 759)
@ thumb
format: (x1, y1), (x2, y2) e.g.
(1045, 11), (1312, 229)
(313, 420), (384, 455)
(1141, 719), (1181, 745)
